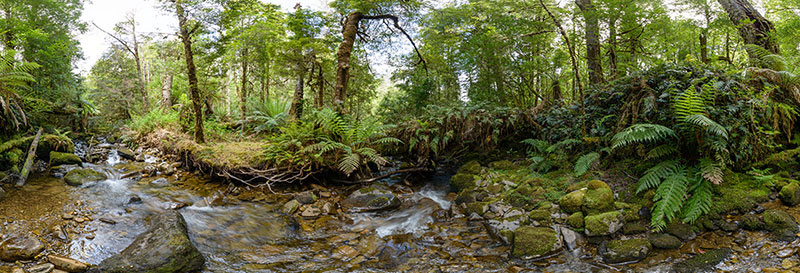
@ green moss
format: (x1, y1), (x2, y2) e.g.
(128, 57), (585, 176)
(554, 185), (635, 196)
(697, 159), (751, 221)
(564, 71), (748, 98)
(49, 151), (81, 166)
(465, 202), (488, 216)
(489, 160), (515, 170)
(602, 238), (652, 264)
(449, 173), (477, 193)
(582, 187), (614, 215)
(763, 209), (798, 232)
(512, 227), (559, 257)
(755, 147), (800, 169)
(558, 189), (585, 214)
(710, 171), (772, 214)
(739, 214), (765, 230)
(587, 180), (610, 190)
(566, 212), (584, 229)
(458, 160), (482, 175)
(672, 248), (732, 273)
(566, 181), (588, 192)
(528, 209), (551, 224)
(64, 168), (108, 186)
(585, 211), (622, 236)
(779, 182), (800, 206)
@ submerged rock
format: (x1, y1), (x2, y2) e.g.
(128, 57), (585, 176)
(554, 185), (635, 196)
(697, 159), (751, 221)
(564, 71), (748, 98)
(49, 151), (82, 166)
(665, 222), (696, 241)
(341, 185), (401, 213)
(648, 233), (682, 249)
(89, 211), (205, 273)
(512, 227), (561, 258)
(0, 235), (45, 262)
(64, 168), (107, 186)
(601, 238), (651, 264)
(672, 248), (732, 273)
(779, 182), (800, 206)
(584, 211), (623, 236)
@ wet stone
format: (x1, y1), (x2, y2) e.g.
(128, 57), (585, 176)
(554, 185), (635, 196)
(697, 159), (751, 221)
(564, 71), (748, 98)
(332, 245), (359, 261)
(648, 233), (682, 249)
(283, 200), (301, 214)
(99, 217), (116, 225)
(341, 185), (401, 213)
(601, 238), (652, 264)
(0, 235), (45, 262)
(672, 248), (732, 273)
(27, 263), (54, 273)
(47, 255), (88, 272)
(295, 191), (317, 205)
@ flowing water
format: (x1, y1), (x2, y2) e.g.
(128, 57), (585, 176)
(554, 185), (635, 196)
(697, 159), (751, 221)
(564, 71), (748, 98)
(2, 147), (800, 272)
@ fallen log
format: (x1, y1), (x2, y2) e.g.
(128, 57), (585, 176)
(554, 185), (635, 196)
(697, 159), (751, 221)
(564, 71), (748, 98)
(17, 127), (43, 187)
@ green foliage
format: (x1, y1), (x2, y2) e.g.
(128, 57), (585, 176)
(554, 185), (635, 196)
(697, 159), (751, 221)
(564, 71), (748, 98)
(574, 152), (600, 176)
(128, 110), (179, 137)
(0, 50), (40, 133)
(246, 97), (290, 134)
(611, 124), (677, 149)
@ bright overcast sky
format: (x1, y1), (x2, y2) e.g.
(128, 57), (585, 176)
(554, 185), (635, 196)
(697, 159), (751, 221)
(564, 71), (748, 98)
(76, 0), (331, 75)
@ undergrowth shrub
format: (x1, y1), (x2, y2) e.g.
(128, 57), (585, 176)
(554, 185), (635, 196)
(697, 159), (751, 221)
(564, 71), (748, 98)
(128, 110), (179, 137)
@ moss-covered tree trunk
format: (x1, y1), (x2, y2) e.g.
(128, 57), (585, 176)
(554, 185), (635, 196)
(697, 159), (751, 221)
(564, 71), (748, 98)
(334, 12), (362, 114)
(717, 0), (779, 54)
(174, 0), (204, 143)
(240, 48), (249, 121)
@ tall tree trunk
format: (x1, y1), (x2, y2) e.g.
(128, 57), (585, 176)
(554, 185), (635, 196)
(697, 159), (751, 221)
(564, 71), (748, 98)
(717, 0), (779, 54)
(131, 18), (149, 112)
(576, 0), (603, 84)
(608, 15), (618, 79)
(700, 32), (709, 63)
(289, 67), (306, 121)
(240, 48), (248, 121)
(334, 12), (362, 114)
(316, 62), (324, 109)
(161, 73), (173, 109)
(174, 0), (204, 143)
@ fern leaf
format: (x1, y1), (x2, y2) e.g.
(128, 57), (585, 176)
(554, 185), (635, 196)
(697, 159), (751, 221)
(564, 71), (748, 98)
(681, 175), (712, 224)
(650, 168), (689, 231)
(698, 158), (724, 184)
(684, 114), (729, 140)
(338, 153), (361, 176)
(636, 160), (681, 194)
(646, 144), (678, 160)
(612, 124), (677, 150)
(574, 152), (600, 176)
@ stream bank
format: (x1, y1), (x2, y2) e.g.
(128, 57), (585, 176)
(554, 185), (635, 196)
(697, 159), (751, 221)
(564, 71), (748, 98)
(0, 141), (799, 272)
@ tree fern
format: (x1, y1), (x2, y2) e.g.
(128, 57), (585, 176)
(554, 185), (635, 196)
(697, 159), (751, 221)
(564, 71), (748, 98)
(651, 168), (689, 231)
(744, 44), (787, 71)
(0, 50), (39, 132)
(574, 152), (599, 176)
(611, 124), (677, 149)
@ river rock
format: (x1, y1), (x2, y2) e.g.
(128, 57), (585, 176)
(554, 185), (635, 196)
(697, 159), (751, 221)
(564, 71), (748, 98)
(47, 255), (88, 272)
(341, 185), (401, 213)
(665, 222), (696, 241)
(672, 248), (732, 273)
(559, 226), (583, 251)
(89, 211), (205, 273)
(648, 233), (682, 249)
(27, 263), (55, 273)
(0, 235), (45, 262)
(512, 227), (562, 258)
(622, 222), (647, 235)
(49, 152), (82, 167)
(559, 189), (586, 214)
(117, 147), (136, 161)
(583, 185), (614, 215)
(457, 160), (482, 175)
(601, 238), (652, 264)
(64, 168), (107, 186)
(739, 214), (765, 230)
(779, 182), (800, 206)
(295, 191), (317, 205)
(584, 211), (623, 236)
(449, 173), (476, 193)
(566, 212), (584, 229)
(763, 209), (799, 241)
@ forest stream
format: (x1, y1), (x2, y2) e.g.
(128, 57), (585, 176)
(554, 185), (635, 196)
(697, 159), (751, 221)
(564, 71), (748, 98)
(1, 143), (799, 273)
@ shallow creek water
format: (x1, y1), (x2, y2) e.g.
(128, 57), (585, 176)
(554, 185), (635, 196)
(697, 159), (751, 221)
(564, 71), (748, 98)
(2, 149), (800, 272)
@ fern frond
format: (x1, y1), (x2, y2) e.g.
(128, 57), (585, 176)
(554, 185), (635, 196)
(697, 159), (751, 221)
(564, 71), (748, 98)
(547, 138), (583, 153)
(636, 160), (681, 193)
(338, 153), (361, 176)
(680, 175), (712, 224)
(650, 168), (689, 231)
(612, 124), (677, 150)
(574, 152), (600, 176)
(684, 114), (729, 140)
(697, 158), (724, 184)
(646, 144), (678, 160)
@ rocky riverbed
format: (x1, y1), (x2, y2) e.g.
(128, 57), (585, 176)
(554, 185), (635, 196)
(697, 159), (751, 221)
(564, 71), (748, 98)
(1, 143), (800, 272)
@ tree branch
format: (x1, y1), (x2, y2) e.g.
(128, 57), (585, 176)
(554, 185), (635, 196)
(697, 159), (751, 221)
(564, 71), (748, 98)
(93, 22), (135, 56)
(362, 14), (428, 74)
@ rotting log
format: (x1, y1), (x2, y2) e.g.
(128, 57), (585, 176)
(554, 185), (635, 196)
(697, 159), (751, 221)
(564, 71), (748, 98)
(17, 127), (43, 187)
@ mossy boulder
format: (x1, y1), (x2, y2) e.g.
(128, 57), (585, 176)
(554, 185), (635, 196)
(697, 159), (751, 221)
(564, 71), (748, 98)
(49, 151), (81, 167)
(582, 187), (614, 215)
(528, 209), (551, 225)
(762, 209), (798, 232)
(587, 180), (610, 190)
(584, 211), (623, 236)
(622, 223), (647, 235)
(341, 185), (401, 213)
(738, 214), (765, 230)
(450, 173), (477, 193)
(64, 168), (107, 186)
(665, 222), (696, 241)
(672, 248), (732, 273)
(88, 211), (205, 273)
(36, 134), (75, 161)
(779, 182), (800, 206)
(458, 160), (482, 175)
(648, 234), (682, 249)
(559, 189), (585, 214)
(601, 239), (652, 264)
(511, 227), (561, 258)
(566, 212), (585, 229)
(489, 160), (515, 170)
(465, 202), (489, 216)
